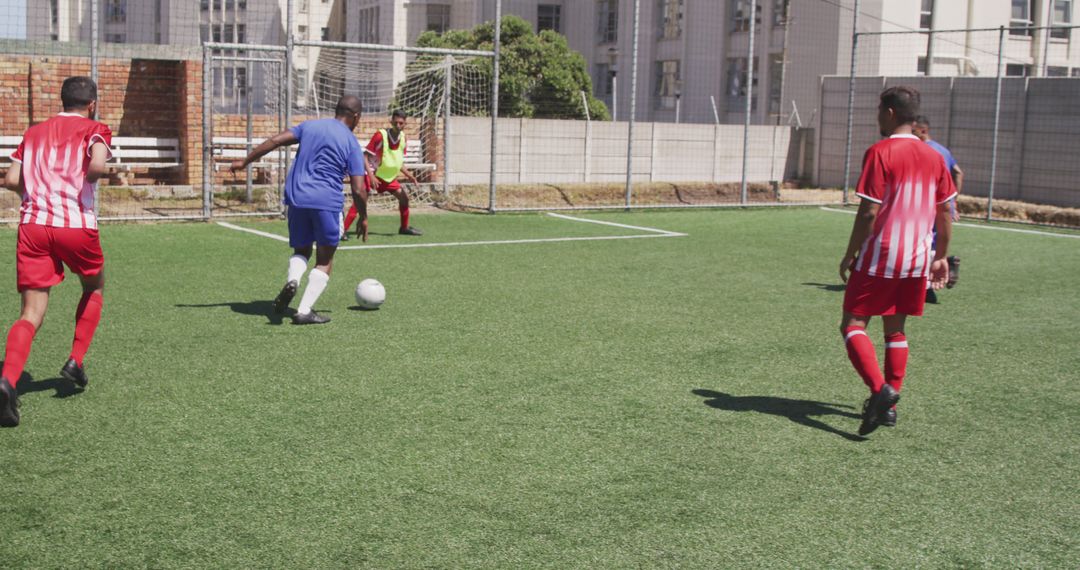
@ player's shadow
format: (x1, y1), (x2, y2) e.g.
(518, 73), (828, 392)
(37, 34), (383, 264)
(692, 388), (865, 442)
(802, 282), (846, 292)
(175, 300), (289, 325)
(0, 369), (83, 399)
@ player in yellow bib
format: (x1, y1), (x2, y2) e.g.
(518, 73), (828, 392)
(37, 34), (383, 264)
(343, 110), (422, 237)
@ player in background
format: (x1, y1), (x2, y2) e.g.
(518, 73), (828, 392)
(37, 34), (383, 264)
(343, 109), (423, 237)
(0, 77), (112, 427)
(231, 95), (371, 325)
(913, 116), (962, 300)
(838, 86), (956, 436)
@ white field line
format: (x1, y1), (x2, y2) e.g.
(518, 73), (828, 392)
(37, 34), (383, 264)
(217, 214), (687, 250)
(819, 207), (1080, 240)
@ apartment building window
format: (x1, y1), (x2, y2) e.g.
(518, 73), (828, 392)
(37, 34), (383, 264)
(538, 5), (561, 33)
(359, 7), (380, 43)
(773, 0), (789, 27)
(106, 0), (126, 24)
(768, 54), (783, 116)
(732, 0), (761, 33)
(594, 63), (613, 96)
(1051, 0), (1072, 39)
(726, 57), (758, 111)
(299, 0), (310, 14)
(105, 33), (126, 43)
(654, 60), (680, 109)
(597, 0), (618, 43)
(1005, 63), (1031, 76)
(658, 0), (683, 39)
(1011, 0), (1033, 36)
(917, 56), (927, 75)
(298, 25), (308, 37)
(427, 4), (451, 33)
(1047, 65), (1069, 76)
(321, 27), (330, 41)
(919, 0), (933, 30)
(1072, 67), (1080, 76)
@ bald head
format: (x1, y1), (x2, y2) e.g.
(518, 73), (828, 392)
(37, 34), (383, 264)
(335, 95), (363, 118)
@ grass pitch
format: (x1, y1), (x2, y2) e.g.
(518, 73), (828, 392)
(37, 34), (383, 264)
(1, 208), (1077, 568)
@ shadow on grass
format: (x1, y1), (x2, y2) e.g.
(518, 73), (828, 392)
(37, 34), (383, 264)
(802, 282), (846, 292)
(692, 388), (866, 442)
(1, 369), (83, 399)
(175, 300), (288, 325)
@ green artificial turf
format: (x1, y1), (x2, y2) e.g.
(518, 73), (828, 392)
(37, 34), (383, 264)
(1, 208), (1077, 568)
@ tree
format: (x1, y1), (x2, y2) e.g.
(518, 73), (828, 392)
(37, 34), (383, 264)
(391, 15), (610, 121)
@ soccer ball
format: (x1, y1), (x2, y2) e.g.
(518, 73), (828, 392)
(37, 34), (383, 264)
(355, 278), (386, 310)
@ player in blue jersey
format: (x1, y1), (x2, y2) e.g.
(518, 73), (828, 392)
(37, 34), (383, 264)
(914, 115), (963, 301)
(231, 95), (372, 325)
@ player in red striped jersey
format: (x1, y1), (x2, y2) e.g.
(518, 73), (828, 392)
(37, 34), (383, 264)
(838, 86), (956, 436)
(0, 77), (112, 427)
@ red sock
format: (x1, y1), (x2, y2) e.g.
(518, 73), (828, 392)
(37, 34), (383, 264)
(2, 319), (37, 387)
(344, 204), (358, 233)
(884, 332), (908, 394)
(843, 326), (884, 393)
(70, 291), (103, 367)
(400, 206), (410, 230)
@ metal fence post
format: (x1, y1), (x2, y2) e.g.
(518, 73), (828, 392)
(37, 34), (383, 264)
(91, 0), (100, 217)
(842, 0), (861, 205)
(202, 47), (213, 220)
(624, 0), (641, 209)
(245, 60), (254, 204)
(443, 55), (453, 197)
(739, 0), (758, 205)
(284, 0), (294, 175)
(488, 0), (501, 213)
(988, 25), (1005, 222)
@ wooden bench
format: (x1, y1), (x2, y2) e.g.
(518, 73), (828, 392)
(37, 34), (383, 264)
(403, 138), (436, 174)
(1, 135), (180, 172)
(211, 136), (281, 175)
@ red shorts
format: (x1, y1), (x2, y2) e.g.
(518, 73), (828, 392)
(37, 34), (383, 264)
(843, 269), (926, 317)
(368, 177), (401, 194)
(16, 224), (104, 292)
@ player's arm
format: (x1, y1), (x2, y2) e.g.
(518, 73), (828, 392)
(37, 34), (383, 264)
(929, 201), (952, 289)
(230, 130), (298, 172)
(3, 163), (21, 195)
(349, 175), (369, 242)
(86, 141), (110, 183)
(952, 165), (964, 195)
(839, 199), (880, 283)
(400, 165), (419, 184)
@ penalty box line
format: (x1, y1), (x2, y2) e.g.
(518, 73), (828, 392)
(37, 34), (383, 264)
(820, 207), (1080, 240)
(216, 214), (687, 250)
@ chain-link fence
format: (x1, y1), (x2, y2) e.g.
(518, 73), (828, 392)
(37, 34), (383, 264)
(827, 23), (1080, 227)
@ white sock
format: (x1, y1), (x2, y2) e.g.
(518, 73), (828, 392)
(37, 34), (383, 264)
(339, 211), (345, 238)
(296, 268), (329, 315)
(287, 255), (308, 284)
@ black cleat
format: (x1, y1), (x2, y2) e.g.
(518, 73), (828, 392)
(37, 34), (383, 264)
(292, 310), (331, 325)
(60, 358), (89, 388)
(0, 378), (19, 428)
(273, 280), (299, 314)
(881, 407), (897, 427)
(858, 384), (900, 436)
(925, 288), (938, 304)
(398, 226), (423, 236)
(946, 256), (960, 289)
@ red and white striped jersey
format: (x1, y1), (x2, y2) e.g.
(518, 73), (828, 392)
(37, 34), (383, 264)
(10, 113), (113, 229)
(854, 134), (957, 279)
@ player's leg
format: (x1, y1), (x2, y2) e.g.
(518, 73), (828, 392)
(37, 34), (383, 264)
(391, 185), (422, 236)
(343, 201), (359, 237)
(293, 209), (338, 324)
(880, 314), (908, 427)
(1, 288), (50, 428)
(840, 312), (885, 394)
(50, 227), (107, 388)
(277, 208), (315, 314)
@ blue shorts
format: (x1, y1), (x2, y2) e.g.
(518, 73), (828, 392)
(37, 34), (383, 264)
(287, 206), (340, 248)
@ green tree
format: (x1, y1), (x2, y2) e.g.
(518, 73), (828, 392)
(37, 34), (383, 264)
(392, 15), (610, 121)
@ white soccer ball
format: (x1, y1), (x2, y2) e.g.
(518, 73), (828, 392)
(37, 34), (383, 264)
(355, 278), (386, 310)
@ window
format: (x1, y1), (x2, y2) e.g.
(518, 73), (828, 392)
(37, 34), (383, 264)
(538, 5), (561, 33)
(427, 4), (451, 33)
(658, 0), (683, 39)
(321, 27), (330, 41)
(1052, 0), (1072, 39)
(732, 0), (762, 32)
(1011, 0), (1033, 36)
(105, 33), (126, 43)
(358, 7), (380, 43)
(298, 25), (308, 37)
(654, 60), (680, 109)
(773, 0), (789, 27)
(594, 63), (613, 96)
(50, 0), (59, 26)
(919, 0), (933, 30)
(1005, 63), (1031, 76)
(917, 56), (927, 75)
(768, 54), (783, 115)
(299, 0), (309, 14)
(726, 56), (758, 111)
(597, 0), (618, 43)
(106, 0), (126, 24)
(1072, 67), (1080, 76)
(1047, 65), (1069, 76)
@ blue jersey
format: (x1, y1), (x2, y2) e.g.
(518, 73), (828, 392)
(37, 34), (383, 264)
(284, 118), (365, 211)
(925, 139), (958, 173)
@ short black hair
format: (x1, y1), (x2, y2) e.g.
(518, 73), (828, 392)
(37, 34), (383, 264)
(61, 76), (97, 110)
(335, 95), (363, 118)
(880, 86), (920, 124)
(391, 109), (407, 120)
(914, 115), (930, 127)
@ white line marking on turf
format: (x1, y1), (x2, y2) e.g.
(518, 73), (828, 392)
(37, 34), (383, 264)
(217, 214), (687, 250)
(819, 207), (1080, 240)
(545, 212), (687, 236)
(217, 221), (289, 242)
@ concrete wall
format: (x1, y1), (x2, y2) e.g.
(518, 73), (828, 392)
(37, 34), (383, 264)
(447, 116), (794, 186)
(818, 76), (1080, 208)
